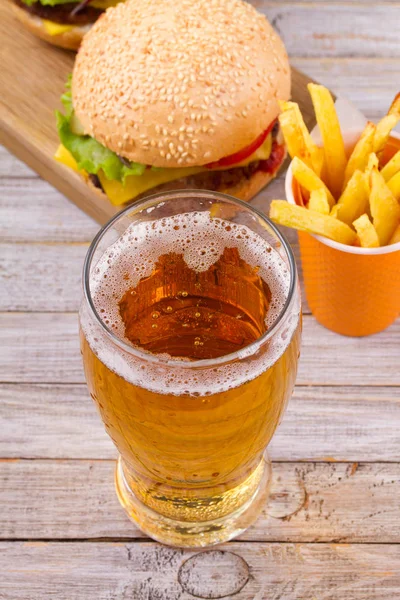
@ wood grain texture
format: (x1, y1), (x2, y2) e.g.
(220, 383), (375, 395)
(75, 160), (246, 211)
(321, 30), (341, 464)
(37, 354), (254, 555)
(254, 2), (400, 58)
(0, 243), (88, 312)
(1, 312), (399, 386)
(2, 460), (400, 543)
(0, 179), (99, 242)
(1, 384), (399, 462)
(1, 541), (400, 599)
(291, 58), (400, 123)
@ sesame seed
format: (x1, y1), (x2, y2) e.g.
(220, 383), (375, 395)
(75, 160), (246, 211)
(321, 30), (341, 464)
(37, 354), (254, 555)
(72, 0), (288, 166)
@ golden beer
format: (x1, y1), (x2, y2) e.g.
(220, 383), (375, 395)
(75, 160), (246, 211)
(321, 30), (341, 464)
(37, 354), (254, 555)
(80, 191), (301, 546)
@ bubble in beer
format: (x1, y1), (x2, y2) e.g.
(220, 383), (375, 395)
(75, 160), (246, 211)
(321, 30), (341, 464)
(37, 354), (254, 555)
(81, 211), (300, 397)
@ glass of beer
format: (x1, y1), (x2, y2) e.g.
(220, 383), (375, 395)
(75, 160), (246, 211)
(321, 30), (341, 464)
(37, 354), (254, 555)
(80, 190), (301, 547)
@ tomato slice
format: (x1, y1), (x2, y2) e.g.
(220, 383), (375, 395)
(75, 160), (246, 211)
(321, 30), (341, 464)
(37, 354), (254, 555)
(205, 119), (277, 169)
(258, 141), (285, 174)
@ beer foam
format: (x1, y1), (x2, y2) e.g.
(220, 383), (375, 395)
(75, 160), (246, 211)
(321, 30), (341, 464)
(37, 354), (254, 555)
(81, 211), (300, 396)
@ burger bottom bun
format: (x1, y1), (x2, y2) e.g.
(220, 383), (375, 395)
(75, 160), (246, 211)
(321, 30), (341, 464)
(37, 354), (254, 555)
(12, 3), (91, 50)
(86, 150), (286, 206)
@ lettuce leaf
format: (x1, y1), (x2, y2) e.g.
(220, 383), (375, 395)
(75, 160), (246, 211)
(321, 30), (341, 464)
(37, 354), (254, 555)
(60, 74), (73, 118)
(56, 76), (146, 183)
(56, 112), (146, 182)
(21, 0), (78, 6)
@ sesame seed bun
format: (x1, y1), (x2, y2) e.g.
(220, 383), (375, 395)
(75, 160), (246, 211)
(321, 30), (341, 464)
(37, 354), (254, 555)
(12, 3), (89, 50)
(72, 0), (290, 168)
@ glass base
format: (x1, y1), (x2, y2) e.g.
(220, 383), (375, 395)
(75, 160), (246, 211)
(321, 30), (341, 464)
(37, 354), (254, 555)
(115, 454), (272, 548)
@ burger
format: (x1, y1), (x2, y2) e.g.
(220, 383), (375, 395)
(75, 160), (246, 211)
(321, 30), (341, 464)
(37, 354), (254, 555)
(12, 0), (123, 50)
(55, 0), (291, 206)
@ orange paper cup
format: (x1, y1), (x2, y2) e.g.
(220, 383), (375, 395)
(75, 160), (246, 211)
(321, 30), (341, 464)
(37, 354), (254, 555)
(285, 134), (400, 337)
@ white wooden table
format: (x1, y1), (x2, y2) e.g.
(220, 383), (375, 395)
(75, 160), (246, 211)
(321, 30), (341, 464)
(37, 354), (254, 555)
(1, 2), (400, 598)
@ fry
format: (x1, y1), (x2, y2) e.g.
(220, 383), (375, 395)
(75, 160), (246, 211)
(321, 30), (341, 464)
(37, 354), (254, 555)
(308, 189), (330, 215)
(364, 153), (379, 190)
(279, 109), (314, 168)
(387, 171), (400, 201)
(279, 101), (324, 175)
(343, 122), (375, 188)
(369, 168), (400, 245)
(373, 115), (399, 156)
(353, 214), (380, 248)
(307, 83), (347, 198)
(388, 93), (400, 117)
(374, 94), (400, 155)
(389, 223), (400, 245)
(380, 150), (400, 182)
(330, 205), (339, 219)
(291, 156), (336, 208)
(335, 170), (369, 226)
(270, 200), (356, 245)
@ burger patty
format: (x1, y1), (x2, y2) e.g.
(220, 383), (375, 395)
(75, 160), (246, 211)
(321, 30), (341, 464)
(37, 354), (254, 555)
(15, 0), (102, 25)
(90, 128), (284, 200)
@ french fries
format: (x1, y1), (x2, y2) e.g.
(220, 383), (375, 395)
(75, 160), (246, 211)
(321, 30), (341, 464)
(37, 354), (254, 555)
(335, 170), (369, 226)
(291, 157), (336, 208)
(373, 97), (400, 156)
(353, 214), (379, 248)
(369, 168), (400, 245)
(389, 93), (400, 117)
(279, 101), (324, 175)
(373, 115), (399, 156)
(308, 83), (347, 198)
(380, 151), (400, 182)
(389, 224), (400, 245)
(269, 87), (400, 249)
(308, 189), (330, 215)
(387, 171), (400, 201)
(270, 201), (356, 245)
(343, 122), (375, 188)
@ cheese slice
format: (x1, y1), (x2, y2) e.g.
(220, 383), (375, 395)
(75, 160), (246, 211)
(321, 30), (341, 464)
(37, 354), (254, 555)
(55, 134), (273, 205)
(43, 20), (74, 36)
(55, 144), (82, 173)
(42, 1), (120, 37)
(91, 0), (122, 7)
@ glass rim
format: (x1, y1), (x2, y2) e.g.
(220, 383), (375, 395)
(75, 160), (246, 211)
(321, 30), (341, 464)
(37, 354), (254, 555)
(82, 189), (298, 369)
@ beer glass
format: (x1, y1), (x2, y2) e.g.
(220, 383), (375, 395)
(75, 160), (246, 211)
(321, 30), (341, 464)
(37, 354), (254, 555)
(80, 190), (301, 547)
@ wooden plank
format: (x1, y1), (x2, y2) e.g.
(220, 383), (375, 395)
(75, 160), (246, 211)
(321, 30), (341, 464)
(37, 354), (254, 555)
(254, 2), (400, 58)
(1, 541), (399, 600)
(0, 384), (115, 460)
(292, 58), (400, 123)
(0, 243), (88, 312)
(0, 235), (306, 313)
(3, 461), (400, 544)
(0, 146), (35, 178)
(1, 313), (399, 386)
(0, 0), (324, 227)
(0, 179), (98, 243)
(1, 384), (399, 462)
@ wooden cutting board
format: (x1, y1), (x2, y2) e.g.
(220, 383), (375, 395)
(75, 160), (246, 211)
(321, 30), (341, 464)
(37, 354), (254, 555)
(0, 0), (317, 226)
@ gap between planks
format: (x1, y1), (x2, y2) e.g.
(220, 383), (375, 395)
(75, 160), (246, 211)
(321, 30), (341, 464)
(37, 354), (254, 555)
(3, 460), (400, 543)
(1, 541), (400, 600)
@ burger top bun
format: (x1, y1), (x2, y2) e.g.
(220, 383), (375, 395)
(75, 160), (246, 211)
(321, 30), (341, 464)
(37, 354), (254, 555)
(12, 3), (89, 51)
(73, 0), (290, 168)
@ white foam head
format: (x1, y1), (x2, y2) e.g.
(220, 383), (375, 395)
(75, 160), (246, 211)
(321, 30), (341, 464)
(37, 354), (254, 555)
(80, 211), (300, 396)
